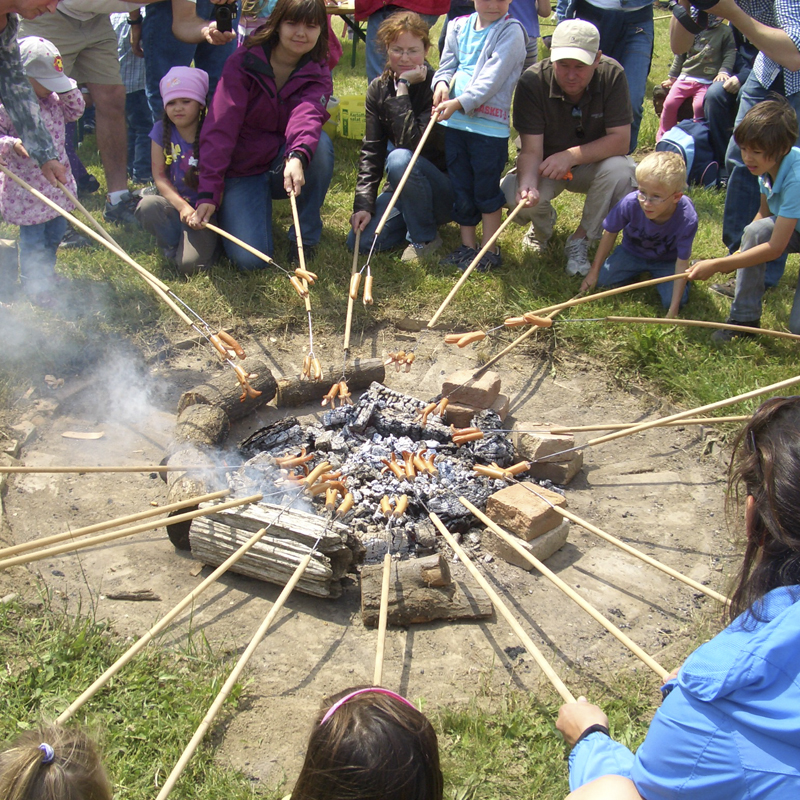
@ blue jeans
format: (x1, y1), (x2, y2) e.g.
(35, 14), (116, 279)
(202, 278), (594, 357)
(729, 216), (800, 331)
(126, 89), (152, 182)
(597, 246), (689, 309)
(346, 150), (453, 252)
(568, 0), (653, 152)
(444, 127), (507, 227)
(218, 132), (334, 270)
(365, 6), (440, 84)
(703, 79), (738, 179)
(723, 73), (800, 286)
(18, 216), (68, 297)
(142, 0), (236, 120)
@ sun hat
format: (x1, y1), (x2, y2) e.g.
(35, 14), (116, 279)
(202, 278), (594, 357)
(19, 37), (76, 93)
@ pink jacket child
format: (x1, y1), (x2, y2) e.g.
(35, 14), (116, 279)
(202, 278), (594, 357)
(0, 36), (83, 304)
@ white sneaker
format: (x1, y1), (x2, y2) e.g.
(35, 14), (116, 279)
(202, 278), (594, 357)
(564, 235), (591, 277)
(522, 225), (549, 253)
(401, 235), (443, 263)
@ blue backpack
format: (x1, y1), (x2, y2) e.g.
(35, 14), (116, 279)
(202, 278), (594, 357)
(656, 120), (719, 188)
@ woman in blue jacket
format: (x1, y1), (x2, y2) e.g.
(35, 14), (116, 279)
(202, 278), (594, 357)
(557, 395), (800, 799)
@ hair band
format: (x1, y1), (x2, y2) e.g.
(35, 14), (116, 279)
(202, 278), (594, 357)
(39, 743), (55, 764)
(320, 688), (418, 726)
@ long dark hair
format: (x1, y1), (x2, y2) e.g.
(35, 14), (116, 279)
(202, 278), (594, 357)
(246, 0), (328, 63)
(727, 396), (800, 622)
(161, 104), (207, 191)
(292, 687), (443, 800)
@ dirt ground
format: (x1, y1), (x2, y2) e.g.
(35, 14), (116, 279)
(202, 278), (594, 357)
(0, 320), (738, 788)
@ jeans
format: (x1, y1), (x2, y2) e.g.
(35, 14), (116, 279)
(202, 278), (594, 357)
(365, 7), (440, 84)
(723, 73), (800, 286)
(218, 132), (334, 270)
(569, 0), (653, 152)
(703, 79), (739, 179)
(729, 216), (800, 332)
(126, 89), (152, 182)
(346, 150), (453, 252)
(597, 246), (689, 309)
(142, 0), (236, 120)
(18, 216), (68, 297)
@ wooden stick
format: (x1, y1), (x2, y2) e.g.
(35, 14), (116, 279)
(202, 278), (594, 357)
(57, 525), (271, 724)
(517, 415), (750, 434)
(605, 316), (800, 342)
(584, 374), (800, 451)
(57, 180), (120, 249)
(0, 494), (262, 570)
(343, 229), (360, 354)
(429, 512), (575, 702)
(289, 191), (313, 314)
(0, 489), (229, 559)
(374, 113), (440, 237)
(154, 550), (314, 800)
(0, 465), (238, 475)
(427, 199), (527, 328)
(460, 497), (669, 680)
(203, 221), (277, 268)
(373, 552), (392, 685)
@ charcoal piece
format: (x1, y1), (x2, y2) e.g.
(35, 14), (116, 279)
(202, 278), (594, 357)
(472, 436), (515, 466)
(351, 399), (376, 433)
(322, 406), (355, 428)
(314, 430), (335, 452)
(472, 409), (504, 431)
(239, 417), (302, 456)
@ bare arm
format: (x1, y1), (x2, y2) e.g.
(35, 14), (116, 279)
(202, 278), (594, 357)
(669, 0), (697, 55)
(151, 140), (195, 224)
(515, 133), (544, 207)
(171, 0), (235, 45)
(581, 229), (618, 292)
(667, 257), (689, 318)
(539, 124), (630, 181)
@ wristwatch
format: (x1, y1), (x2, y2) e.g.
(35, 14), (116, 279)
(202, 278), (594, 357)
(397, 78), (410, 87)
(128, 15), (142, 24)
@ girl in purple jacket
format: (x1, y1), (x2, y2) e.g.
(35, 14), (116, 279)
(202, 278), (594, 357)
(191, 0), (334, 270)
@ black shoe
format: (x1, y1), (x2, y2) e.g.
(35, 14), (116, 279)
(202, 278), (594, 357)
(77, 173), (100, 196)
(710, 281), (735, 299)
(711, 318), (760, 344)
(440, 244), (478, 269)
(469, 246), (502, 274)
(103, 191), (141, 226)
(289, 241), (317, 266)
(59, 227), (93, 249)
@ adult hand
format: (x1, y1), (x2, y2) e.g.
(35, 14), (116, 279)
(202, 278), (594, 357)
(398, 64), (426, 85)
(190, 202), (216, 228)
(516, 185), (540, 208)
(556, 697), (609, 748)
(723, 74), (741, 93)
(284, 157), (305, 196)
(432, 82), (450, 108)
(40, 159), (67, 187)
(435, 98), (462, 121)
(200, 21), (236, 45)
(539, 151), (574, 181)
(131, 23), (144, 57)
(351, 210), (371, 232)
(13, 140), (29, 159)
(687, 259), (724, 281)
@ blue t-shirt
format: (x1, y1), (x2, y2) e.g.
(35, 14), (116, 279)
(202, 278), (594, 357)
(149, 119), (198, 205)
(760, 146), (800, 233)
(509, 0), (541, 39)
(603, 191), (698, 262)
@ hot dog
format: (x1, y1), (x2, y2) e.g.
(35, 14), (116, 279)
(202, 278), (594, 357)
(349, 273), (361, 300)
(218, 330), (246, 359)
(522, 313), (554, 328)
(363, 274), (373, 305)
(290, 275), (308, 298)
(457, 331), (486, 348)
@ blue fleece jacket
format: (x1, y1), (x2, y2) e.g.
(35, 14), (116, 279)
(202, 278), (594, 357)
(570, 585), (800, 798)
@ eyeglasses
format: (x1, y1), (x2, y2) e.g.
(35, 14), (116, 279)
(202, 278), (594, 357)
(388, 46), (424, 58)
(636, 191), (670, 205)
(571, 105), (585, 139)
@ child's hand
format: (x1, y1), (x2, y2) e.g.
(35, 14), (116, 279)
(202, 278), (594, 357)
(661, 77), (676, 88)
(687, 259), (723, 282)
(179, 205), (195, 225)
(40, 159), (67, 187)
(432, 82), (450, 108)
(579, 272), (597, 294)
(556, 697), (609, 747)
(350, 210), (371, 232)
(190, 203), (216, 228)
(665, 307), (679, 319)
(713, 72), (729, 83)
(13, 140), (29, 159)
(434, 98), (462, 121)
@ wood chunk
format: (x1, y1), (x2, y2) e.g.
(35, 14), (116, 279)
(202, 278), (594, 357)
(527, 452), (584, 485)
(276, 358), (385, 407)
(175, 404), (230, 447)
(441, 369), (501, 409)
(105, 589), (161, 601)
(482, 519), (570, 570)
(444, 401), (480, 428)
(360, 554), (492, 626)
(485, 482), (567, 541)
(514, 431), (576, 463)
(177, 357), (276, 422)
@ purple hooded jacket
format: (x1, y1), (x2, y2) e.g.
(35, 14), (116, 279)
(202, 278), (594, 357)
(197, 41), (332, 208)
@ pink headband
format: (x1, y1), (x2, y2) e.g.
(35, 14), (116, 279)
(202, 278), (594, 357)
(320, 688), (418, 726)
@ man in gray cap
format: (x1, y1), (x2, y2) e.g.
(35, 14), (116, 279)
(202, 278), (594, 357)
(501, 19), (636, 277)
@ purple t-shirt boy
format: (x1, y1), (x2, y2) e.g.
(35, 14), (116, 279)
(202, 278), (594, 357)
(149, 119), (198, 206)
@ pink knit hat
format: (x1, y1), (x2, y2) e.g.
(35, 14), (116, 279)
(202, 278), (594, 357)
(159, 67), (209, 106)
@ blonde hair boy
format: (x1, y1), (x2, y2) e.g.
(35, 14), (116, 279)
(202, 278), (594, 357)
(635, 152), (687, 195)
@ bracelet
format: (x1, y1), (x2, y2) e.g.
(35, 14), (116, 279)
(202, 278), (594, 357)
(573, 724), (610, 749)
(128, 16), (142, 24)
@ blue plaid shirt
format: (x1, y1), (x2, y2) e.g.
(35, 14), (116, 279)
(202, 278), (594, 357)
(737, 0), (800, 94)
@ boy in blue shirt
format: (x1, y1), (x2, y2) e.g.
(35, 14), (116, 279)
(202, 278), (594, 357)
(688, 100), (800, 341)
(581, 151), (697, 318)
(433, 0), (526, 272)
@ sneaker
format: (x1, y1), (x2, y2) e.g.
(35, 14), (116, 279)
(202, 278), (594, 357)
(133, 184), (159, 198)
(564, 235), (592, 277)
(470, 245), (502, 274)
(522, 225), (549, 253)
(439, 244), (478, 268)
(103, 191), (140, 226)
(711, 318), (760, 344)
(77, 173), (100, 196)
(59, 227), (92, 249)
(289, 241), (317, 266)
(400, 235), (443, 263)
(710, 281), (735, 299)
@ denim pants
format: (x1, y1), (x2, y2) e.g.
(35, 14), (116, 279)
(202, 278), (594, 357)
(346, 150), (453, 252)
(729, 216), (800, 332)
(597, 246), (689, 309)
(18, 216), (68, 297)
(126, 89), (153, 182)
(365, 6), (440, 83)
(569, 0), (653, 152)
(723, 73), (800, 285)
(703, 79), (739, 178)
(218, 132), (334, 270)
(142, 0), (236, 119)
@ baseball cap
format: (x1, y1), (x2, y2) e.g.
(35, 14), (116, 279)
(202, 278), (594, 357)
(19, 37), (77, 93)
(550, 20), (600, 66)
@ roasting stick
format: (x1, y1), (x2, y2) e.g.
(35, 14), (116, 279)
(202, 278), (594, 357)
(460, 498), (670, 679)
(154, 534), (323, 800)
(0, 489), (229, 559)
(342, 229), (361, 368)
(57, 181), (121, 249)
(0, 464), (242, 474)
(0, 493), (262, 570)
(202, 223), (284, 272)
(429, 512), (576, 702)
(374, 496), (405, 685)
(493, 415), (750, 435)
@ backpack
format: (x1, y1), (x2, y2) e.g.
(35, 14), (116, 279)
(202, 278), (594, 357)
(656, 120), (719, 188)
